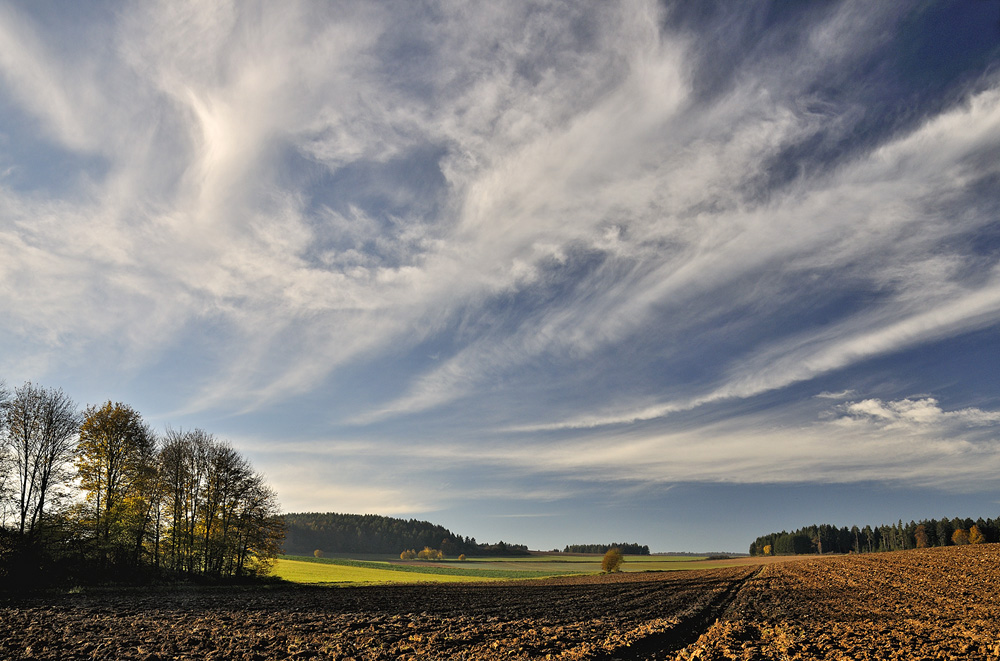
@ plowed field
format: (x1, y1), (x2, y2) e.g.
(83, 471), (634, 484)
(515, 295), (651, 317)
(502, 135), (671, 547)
(680, 544), (1000, 661)
(3, 544), (998, 660)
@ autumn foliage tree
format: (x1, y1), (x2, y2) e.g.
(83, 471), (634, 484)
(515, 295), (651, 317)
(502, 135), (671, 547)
(602, 547), (624, 572)
(75, 401), (157, 568)
(417, 546), (444, 560)
(969, 525), (986, 545)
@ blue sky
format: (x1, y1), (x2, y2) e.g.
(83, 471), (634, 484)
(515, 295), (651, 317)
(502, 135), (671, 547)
(2, 1), (1000, 553)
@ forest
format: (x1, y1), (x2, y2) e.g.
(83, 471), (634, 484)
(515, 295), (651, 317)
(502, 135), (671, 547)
(0, 380), (283, 589)
(283, 512), (529, 557)
(562, 543), (650, 555)
(750, 516), (1000, 556)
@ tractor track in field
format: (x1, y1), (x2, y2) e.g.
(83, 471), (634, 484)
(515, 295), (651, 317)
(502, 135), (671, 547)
(593, 567), (763, 661)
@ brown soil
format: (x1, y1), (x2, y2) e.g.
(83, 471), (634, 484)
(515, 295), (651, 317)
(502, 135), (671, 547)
(4, 545), (999, 660)
(678, 544), (1000, 661)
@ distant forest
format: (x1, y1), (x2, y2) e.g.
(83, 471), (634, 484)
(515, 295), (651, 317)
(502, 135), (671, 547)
(563, 543), (650, 555)
(750, 516), (1000, 556)
(282, 512), (529, 557)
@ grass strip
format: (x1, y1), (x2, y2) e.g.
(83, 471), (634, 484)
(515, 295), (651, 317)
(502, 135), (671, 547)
(283, 555), (572, 579)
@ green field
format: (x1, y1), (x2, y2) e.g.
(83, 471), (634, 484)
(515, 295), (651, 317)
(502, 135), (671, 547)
(274, 552), (744, 586)
(455, 553), (731, 574)
(273, 558), (505, 585)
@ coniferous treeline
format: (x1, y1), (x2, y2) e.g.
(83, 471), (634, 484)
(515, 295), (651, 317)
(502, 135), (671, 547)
(0, 380), (283, 589)
(283, 512), (530, 556)
(750, 516), (1000, 556)
(563, 542), (650, 555)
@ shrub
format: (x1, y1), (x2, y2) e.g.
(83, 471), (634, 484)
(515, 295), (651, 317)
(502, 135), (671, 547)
(602, 548), (624, 573)
(458, 554), (466, 561)
(400, 549), (417, 560)
(314, 549), (324, 558)
(417, 546), (444, 560)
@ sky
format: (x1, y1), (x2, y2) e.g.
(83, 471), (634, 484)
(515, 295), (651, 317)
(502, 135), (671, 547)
(2, 0), (1000, 553)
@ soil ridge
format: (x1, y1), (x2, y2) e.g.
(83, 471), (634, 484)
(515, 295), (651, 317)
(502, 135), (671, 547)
(592, 566), (763, 660)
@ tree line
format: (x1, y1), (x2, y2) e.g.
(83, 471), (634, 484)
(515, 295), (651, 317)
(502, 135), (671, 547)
(283, 512), (529, 557)
(749, 517), (1000, 556)
(0, 380), (283, 588)
(563, 543), (650, 555)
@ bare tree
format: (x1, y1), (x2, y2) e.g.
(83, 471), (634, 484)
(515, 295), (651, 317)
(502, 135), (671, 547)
(157, 427), (211, 573)
(155, 429), (282, 577)
(0, 380), (12, 527)
(3, 383), (80, 540)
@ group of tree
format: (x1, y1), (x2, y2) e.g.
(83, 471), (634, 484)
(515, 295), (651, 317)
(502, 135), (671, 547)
(283, 512), (530, 557)
(398, 546), (461, 560)
(0, 380), (283, 588)
(749, 517), (1000, 556)
(563, 542), (650, 555)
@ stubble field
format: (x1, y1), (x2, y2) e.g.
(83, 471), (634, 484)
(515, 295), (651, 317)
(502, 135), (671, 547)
(2, 544), (998, 660)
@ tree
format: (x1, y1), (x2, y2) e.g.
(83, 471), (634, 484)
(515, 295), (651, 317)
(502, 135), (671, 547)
(157, 428), (212, 573)
(155, 428), (283, 578)
(774, 533), (812, 555)
(951, 528), (970, 546)
(76, 401), (157, 566)
(936, 519), (954, 547)
(228, 476), (282, 577)
(0, 380), (12, 526)
(763, 544), (772, 556)
(200, 441), (271, 576)
(969, 525), (986, 545)
(602, 548), (624, 572)
(914, 524), (930, 549)
(2, 383), (80, 540)
(417, 546), (444, 560)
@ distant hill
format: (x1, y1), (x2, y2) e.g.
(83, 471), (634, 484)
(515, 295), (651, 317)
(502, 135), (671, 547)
(281, 512), (529, 557)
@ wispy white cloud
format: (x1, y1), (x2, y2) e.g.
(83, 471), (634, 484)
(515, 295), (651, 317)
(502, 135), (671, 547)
(0, 5), (107, 152)
(815, 390), (857, 400)
(494, 396), (1000, 490)
(505, 81), (1000, 431)
(251, 394), (1000, 515)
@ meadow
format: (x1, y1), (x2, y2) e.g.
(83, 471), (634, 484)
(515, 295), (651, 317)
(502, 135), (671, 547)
(272, 552), (753, 585)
